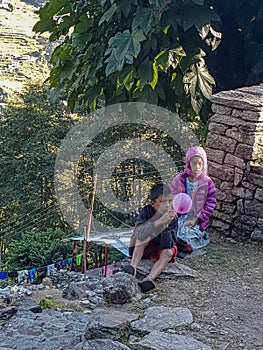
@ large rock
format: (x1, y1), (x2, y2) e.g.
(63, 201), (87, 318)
(16, 298), (42, 314)
(131, 306), (193, 333)
(62, 278), (103, 307)
(102, 272), (141, 304)
(74, 339), (132, 349)
(85, 308), (139, 343)
(131, 330), (213, 350)
(0, 306), (17, 324)
(0, 309), (89, 350)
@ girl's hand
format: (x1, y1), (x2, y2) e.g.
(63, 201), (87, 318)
(185, 217), (198, 227)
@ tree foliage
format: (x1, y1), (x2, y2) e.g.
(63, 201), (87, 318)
(33, 0), (221, 120)
(0, 84), (76, 261)
(77, 122), (184, 228)
(5, 228), (71, 271)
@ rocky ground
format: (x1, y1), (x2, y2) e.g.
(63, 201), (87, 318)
(157, 234), (263, 350)
(27, 233), (262, 350)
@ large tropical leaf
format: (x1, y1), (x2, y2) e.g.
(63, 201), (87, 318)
(105, 29), (146, 76)
(132, 7), (160, 35)
(183, 59), (215, 112)
(197, 63), (215, 99)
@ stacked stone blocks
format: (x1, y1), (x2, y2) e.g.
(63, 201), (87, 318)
(206, 85), (263, 241)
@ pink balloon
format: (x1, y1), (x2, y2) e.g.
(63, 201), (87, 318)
(172, 193), (192, 214)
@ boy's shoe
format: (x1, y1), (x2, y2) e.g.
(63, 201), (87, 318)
(121, 264), (135, 276)
(138, 279), (155, 293)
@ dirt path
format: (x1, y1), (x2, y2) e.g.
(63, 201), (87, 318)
(157, 235), (263, 350)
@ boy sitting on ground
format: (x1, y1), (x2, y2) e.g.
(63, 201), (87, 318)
(123, 184), (178, 292)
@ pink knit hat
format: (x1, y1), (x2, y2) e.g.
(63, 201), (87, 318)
(185, 146), (208, 179)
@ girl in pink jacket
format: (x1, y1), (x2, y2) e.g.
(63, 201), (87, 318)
(170, 146), (216, 249)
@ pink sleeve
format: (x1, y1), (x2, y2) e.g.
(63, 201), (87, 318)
(170, 173), (185, 196)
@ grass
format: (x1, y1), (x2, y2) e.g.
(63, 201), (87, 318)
(38, 297), (83, 312)
(38, 297), (64, 310)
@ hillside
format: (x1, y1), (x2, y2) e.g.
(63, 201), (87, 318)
(0, 0), (49, 106)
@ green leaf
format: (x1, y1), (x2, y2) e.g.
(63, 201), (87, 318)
(60, 60), (74, 83)
(48, 87), (60, 104)
(197, 64), (215, 99)
(105, 29), (145, 76)
(118, 0), (131, 18)
(99, 3), (119, 26)
(123, 69), (134, 91)
(32, 0), (222, 120)
(200, 24), (222, 51)
(108, 90), (127, 104)
(48, 86), (62, 104)
(33, 15), (56, 33)
(83, 44), (93, 61)
(151, 62), (158, 89)
(50, 44), (72, 66)
(154, 50), (169, 71)
(49, 67), (61, 88)
(149, 0), (166, 8)
(33, 0), (70, 33)
(138, 59), (154, 87)
(72, 32), (91, 49)
(191, 96), (203, 114)
(45, 0), (68, 17)
(85, 86), (102, 107)
(55, 15), (75, 34)
(183, 68), (197, 96)
(67, 90), (78, 111)
(75, 15), (93, 34)
(155, 81), (166, 101)
(132, 8), (153, 35)
(183, 60), (215, 110)
(133, 85), (158, 105)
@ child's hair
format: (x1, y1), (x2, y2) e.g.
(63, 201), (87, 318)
(149, 183), (171, 201)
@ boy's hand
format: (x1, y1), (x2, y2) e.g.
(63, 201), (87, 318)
(156, 209), (177, 227)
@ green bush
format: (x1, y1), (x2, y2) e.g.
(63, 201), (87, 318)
(5, 228), (72, 271)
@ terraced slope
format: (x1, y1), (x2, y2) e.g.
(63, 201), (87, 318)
(0, 0), (49, 104)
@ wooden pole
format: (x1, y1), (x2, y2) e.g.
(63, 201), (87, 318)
(103, 246), (109, 277)
(83, 174), (97, 279)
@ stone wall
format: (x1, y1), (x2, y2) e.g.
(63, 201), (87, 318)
(206, 84), (263, 242)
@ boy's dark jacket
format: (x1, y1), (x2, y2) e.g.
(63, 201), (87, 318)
(129, 204), (179, 251)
